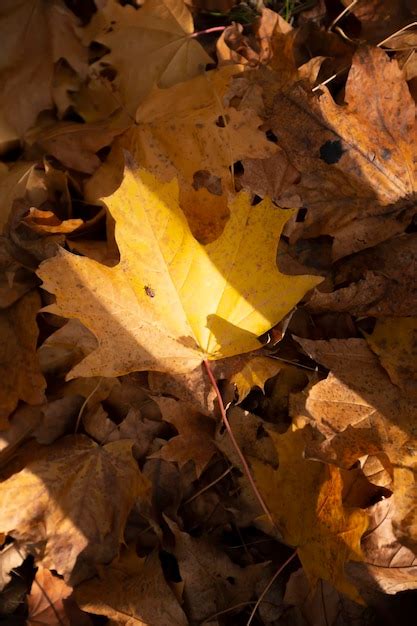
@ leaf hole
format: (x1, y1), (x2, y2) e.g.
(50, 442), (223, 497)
(215, 115), (229, 128)
(265, 130), (278, 143)
(296, 208), (308, 223)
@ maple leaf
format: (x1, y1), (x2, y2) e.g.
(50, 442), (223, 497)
(347, 498), (417, 595)
(124, 65), (276, 241)
(0, 435), (149, 583)
(85, 0), (212, 114)
(26, 567), (92, 626)
(290, 337), (417, 550)
(151, 397), (217, 477)
(37, 158), (320, 380)
(75, 547), (188, 626)
(0, 0), (87, 143)
(0, 290), (46, 424)
(167, 519), (268, 623)
(238, 46), (417, 259)
(307, 233), (417, 317)
(251, 426), (368, 601)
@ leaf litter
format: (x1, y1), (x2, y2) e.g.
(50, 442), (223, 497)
(1, 0), (417, 624)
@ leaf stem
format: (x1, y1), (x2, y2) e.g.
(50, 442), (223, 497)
(203, 360), (275, 526)
(190, 25), (227, 38)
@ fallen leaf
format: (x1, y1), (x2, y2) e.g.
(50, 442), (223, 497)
(366, 317), (417, 396)
(86, 0), (212, 114)
(251, 426), (368, 601)
(125, 65), (276, 241)
(291, 337), (417, 549)
(0, 162), (37, 232)
(27, 567), (72, 626)
(240, 46), (417, 258)
(22, 208), (83, 235)
(151, 397), (217, 477)
(306, 233), (417, 317)
(0, 0), (87, 144)
(0, 290), (46, 424)
(229, 355), (282, 401)
(37, 159), (320, 380)
(342, 0), (417, 45)
(0, 542), (26, 592)
(347, 498), (417, 595)
(75, 547), (188, 626)
(0, 435), (148, 583)
(167, 519), (267, 623)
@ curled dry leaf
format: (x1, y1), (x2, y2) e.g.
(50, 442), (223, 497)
(250, 426), (368, 602)
(0, 542), (26, 592)
(0, 435), (149, 583)
(0, 290), (46, 425)
(37, 159), (320, 381)
(75, 547), (188, 626)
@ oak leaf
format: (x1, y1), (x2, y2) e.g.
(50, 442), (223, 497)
(251, 427), (368, 601)
(0, 435), (148, 583)
(76, 548), (187, 626)
(86, 0), (212, 114)
(0, 290), (46, 424)
(37, 159), (320, 380)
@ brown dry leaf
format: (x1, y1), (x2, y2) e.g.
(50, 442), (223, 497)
(284, 567), (372, 626)
(0, 435), (149, 583)
(86, 0), (212, 115)
(240, 46), (417, 259)
(25, 118), (128, 174)
(306, 233), (417, 317)
(37, 160), (320, 380)
(347, 498), (417, 595)
(291, 337), (417, 549)
(167, 519), (267, 623)
(0, 543), (26, 592)
(0, 290), (46, 425)
(366, 317), (417, 396)
(151, 397), (217, 477)
(342, 0), (417, 45)
(0, 0), (87, 145)
(229, 355), (282, 401)
(22, 208), (83, 235)
(27, 567), (72, 626)
(37, 319), (97, 377)
(0, 162), (38, 232)
(251, 427), (368, 601)
(241, 148), (300, 208)
(75, 547), (188, 626)
(125, 65), (276, 241)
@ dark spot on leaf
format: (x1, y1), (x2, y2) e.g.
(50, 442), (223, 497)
(266, 130), (278, 143)
(251, 195), (262, 206)
(159, 550), (182, 583)
(319, 140), (344, 164)
(296, 208), (308, 222)
(215, 115), (229, 128)
(381, 148), (392, 160)
(144, 285), (155, 298)
(226, 576), (236, 585)
(231, 161), (244, 176)
(256, 423), (268, 439)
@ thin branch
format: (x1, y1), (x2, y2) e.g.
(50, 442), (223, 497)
(328, 0), (358, 31)
(377, 21), (417, 48)
(184, 466), (233, 505)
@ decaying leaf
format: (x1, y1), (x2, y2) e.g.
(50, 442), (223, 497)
(0, 290), (46, 424)
(76, 547), (188, 626)
(27, 567), (72, 626)
(37, 159), (320, 380)
(0, 542), (26, 592)
(251, 426), (368, 601)
(0, 435), (149, 583)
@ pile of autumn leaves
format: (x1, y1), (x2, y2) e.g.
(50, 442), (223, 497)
(1, 0), (417, 623)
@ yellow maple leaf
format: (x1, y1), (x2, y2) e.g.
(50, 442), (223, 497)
(37, 156), (321, 379)
(251, 427), (368, 602)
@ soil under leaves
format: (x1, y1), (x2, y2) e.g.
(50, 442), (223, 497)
(1, 0), (417, 625)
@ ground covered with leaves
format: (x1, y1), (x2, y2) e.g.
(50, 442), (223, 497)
(1, 0), (417, 624)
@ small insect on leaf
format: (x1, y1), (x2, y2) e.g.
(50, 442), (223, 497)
(144, 285), (156, 298)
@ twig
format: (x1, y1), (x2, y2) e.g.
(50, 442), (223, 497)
(377, 22), (417, 48)
(246, 550), (298, 626)
(328, 0), (358, 31)
(74, 378), (102, 434)
(184, 466), (233, 504)
(203, 360), (275, 526)
(190, 26), (226, 39)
